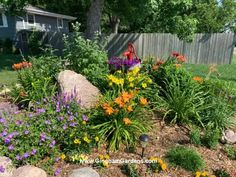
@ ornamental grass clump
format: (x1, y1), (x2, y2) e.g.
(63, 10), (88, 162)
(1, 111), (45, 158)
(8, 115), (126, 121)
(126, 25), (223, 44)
(165, 146), (205, 172)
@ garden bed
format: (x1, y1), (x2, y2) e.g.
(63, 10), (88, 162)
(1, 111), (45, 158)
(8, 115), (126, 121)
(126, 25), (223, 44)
(59, 114), (236, 177)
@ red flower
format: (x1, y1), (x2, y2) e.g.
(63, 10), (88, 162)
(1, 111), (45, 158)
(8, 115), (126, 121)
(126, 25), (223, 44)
(171, 51), (180, 57)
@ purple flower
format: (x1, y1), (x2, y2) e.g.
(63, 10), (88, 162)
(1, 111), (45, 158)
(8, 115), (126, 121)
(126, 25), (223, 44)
(49, 140), (56, 147)
(62, 124), (67, 130)
(0, 165), (5, 173)
(4, 137), (11, 144)
(29, 113), (34, 118)
(69, 122), (77, 127)
(16, 120), (23, 125)
(23, 153), (29, 159)
(0, 118), (5, 123)
(54, 167), (62, 176)
(24, 130), (30, 135)
(31, 149), (37, 155)
(1, 131), (7, 137)
(108, 57), (140, 70)
(82, 115), (89, 122)
(8, 144), (14, 151)
(40, 133), (47, 142)
(15, 155), (21, 161)
(45, 120), (51, 125)
(36, 108), (46, 114)
(68, 115), (74, 121)
(57, 117), (64, 121)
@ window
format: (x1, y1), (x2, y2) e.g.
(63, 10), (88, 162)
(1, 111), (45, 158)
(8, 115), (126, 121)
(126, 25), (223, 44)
(0, 13), (8, 27)
(57, 18), (63, 28)
(27, 14), (35, 25)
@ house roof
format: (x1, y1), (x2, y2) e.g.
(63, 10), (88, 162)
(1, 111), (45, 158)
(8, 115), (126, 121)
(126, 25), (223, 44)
(0, 4), (77, 21)
(25, 5), (77, 20)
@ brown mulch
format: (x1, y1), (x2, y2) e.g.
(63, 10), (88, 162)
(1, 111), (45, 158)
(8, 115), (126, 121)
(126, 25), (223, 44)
(58, 114), (236, 177)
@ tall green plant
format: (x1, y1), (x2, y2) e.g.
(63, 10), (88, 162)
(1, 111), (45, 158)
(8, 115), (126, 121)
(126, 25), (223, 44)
(64, 23), (109, 91)
(161, 74), (208, 126)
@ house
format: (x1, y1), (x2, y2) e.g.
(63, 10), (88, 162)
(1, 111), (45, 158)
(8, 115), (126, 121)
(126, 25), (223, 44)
(0, 5), (76, 52)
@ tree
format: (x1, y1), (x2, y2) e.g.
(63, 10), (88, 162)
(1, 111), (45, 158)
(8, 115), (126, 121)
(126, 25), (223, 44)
(193, 0), (236, 33)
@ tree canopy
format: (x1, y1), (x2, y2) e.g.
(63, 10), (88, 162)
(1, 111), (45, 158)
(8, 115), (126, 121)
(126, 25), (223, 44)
(1, 0), (236, 40)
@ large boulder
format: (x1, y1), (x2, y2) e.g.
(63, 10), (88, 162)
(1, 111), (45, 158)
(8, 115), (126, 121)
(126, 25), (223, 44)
(69, 167), (100, 177)
(58, 70), (100, 109)
(221, 129), (236, 144)
(12, 165), (47, 177)
(0, 156), (15, 177)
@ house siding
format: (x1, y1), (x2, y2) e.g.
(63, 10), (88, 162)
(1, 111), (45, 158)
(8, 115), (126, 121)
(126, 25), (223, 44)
(16, 14), (70, 33)
(0, 15), (16, 40)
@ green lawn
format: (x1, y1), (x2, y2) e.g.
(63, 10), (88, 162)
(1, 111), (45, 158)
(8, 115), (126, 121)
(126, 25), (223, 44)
(184, 54), (236, 84)
(0, 54), (22, 86)
(0, 53), (236, 87)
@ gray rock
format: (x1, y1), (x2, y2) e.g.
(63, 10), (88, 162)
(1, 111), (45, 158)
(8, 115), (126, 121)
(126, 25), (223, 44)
(0, 156), (15, 177)
(58, 70), (100, 109)
(69, 167), (100, 177)
(12, 165), (47, 177)
(221, 129), (236, 144)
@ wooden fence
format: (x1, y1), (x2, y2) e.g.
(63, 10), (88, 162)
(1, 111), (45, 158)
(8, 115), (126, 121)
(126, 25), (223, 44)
(106, 33), (236, 64)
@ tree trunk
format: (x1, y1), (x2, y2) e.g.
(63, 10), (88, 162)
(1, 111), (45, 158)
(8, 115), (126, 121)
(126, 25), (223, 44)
(110, 16), (120, 33)
(108, 14), (120, 33)
(86, 0), (104, 39)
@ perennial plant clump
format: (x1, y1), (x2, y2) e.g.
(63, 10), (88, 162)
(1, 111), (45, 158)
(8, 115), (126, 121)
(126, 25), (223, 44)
(0, 93), (96, 174)
(91, 67), (153, 150)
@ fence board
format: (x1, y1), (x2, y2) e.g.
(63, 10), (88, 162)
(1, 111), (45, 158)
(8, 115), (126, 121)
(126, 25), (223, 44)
(106, 33), (236, 64)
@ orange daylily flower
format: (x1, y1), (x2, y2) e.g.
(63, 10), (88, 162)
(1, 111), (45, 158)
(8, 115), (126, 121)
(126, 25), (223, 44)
(105, 106), (114, 115)
(175, 64), (181, 68)
(140, 97), (148, 105)
(123, 118), (132, 125)
(12, 61), (32, 70)
(127, 105), (133, 112)
(193, 76), (203, 83)
(176, 55), (186, 63)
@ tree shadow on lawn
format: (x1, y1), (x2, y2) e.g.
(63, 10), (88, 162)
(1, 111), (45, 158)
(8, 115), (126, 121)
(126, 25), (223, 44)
(0, 54), (23, 71)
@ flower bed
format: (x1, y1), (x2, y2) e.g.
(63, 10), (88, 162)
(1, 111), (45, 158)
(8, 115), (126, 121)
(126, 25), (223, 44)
(1, 28), (236, 177)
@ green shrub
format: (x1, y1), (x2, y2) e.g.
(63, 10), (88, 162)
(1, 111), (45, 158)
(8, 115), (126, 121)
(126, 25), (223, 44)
(27, 30), (47, 55)
(189, 128), (201, 146)
(122, 164), (139, 177)
(224, 145), (236, 160)
(11, 54), (63, 107)
(202, 127), (221, 149)
(0, 94), (97, 175)
(165, 146), (205, 172)
(64, 23), (109, 92)
(214, 169), (232, 177)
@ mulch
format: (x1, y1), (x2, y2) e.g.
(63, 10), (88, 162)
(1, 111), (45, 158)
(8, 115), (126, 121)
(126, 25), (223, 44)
(60, 114), (236, 177)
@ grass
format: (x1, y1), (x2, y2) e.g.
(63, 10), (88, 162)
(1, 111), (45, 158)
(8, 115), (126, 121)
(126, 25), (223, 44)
(0, 54), (22, 87)
(184, 54), (236, 84)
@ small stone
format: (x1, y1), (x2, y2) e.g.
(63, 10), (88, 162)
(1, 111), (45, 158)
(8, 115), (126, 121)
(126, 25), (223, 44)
(0, 156), (15, 177)
(221, 129), (236, 144)
(12, 165), (47, 177)
(69, 167), (100, 177)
